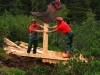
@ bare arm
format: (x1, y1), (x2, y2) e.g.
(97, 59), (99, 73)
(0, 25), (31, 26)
(51, 29), (57, 32)
(46, 25), (57, 34)
(33, 25), (44, 32)
(32, 29), (44, 33)
(36, 30), (44, 33)
(48, 25), (57, 29)
(39, 25), (44, 29)
(46, 28), (57, 34)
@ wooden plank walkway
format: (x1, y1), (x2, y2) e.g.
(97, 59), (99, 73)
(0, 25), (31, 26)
(4, 38), (68, 64)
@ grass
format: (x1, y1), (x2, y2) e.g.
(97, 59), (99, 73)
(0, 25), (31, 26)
(0, 48), (12, 59)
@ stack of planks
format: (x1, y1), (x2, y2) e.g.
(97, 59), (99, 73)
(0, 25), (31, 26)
(4, 38), (68, 64)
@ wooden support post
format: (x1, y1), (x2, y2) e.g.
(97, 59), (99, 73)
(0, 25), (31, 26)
(43, 23), (49, 56)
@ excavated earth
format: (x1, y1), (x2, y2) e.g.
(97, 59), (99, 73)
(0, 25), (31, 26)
(0, 53), (54, 69)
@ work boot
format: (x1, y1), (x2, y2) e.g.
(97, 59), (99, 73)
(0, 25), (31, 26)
(62, 51), (70, 58)
(27, 50), (30, 54)
(33, 49), (36, 54)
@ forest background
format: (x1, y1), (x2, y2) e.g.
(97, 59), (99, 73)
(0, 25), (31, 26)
(0, 0), (100, 75)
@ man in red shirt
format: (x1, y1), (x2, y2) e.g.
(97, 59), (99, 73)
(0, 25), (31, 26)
(27, 19), (44, 54)
(47, 17), (73, 58)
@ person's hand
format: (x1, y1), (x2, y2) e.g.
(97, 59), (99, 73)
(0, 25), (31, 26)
(46, 31), (52, 34)
(41, 30), (44, 32)
(47, 26), (51, 28)
(32, 29), (36, 32)
(40, 25), (44, 28)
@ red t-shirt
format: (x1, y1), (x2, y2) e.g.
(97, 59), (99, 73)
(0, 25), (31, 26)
(56, 21), (71, 34)
(29, 23), (40, 32)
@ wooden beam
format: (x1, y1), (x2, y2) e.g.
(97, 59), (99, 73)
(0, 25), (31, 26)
(43, 23), (49, 56)
(4, 38), (21, 49)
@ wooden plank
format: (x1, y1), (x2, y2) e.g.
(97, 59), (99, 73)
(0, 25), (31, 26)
(6, 50), (68, 61)
(20, 41), (28, 46)
(4, 38), (21, 49)
(5, 46), (43, 54)
(43, 23), (49, 56)
(8, 51), (41, 58)
(42, 59), (67, 64)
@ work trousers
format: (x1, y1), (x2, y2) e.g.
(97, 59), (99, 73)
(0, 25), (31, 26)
(65, 31), (73, 52)
(27, 37), (38, 54)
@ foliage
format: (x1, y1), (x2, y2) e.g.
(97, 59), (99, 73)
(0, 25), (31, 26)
(71, 10), (100, 58)
(0, 11), (10, 43)
(0, 0), (100, 23)
(25, 59), (100, 75)
(66, 0), (91, 24)
(48, 32), (66, 52)
(33, 65), (52, 75)
(55, 4), (69, 20)
(0, 1), (94, 21)
(52, 62), (67, 75)
(90, 0), (100, 20)
(0, 1), (100, 74)
(0, 11), (32, 42)
(0, 68), (26, 75)
(0, 48), (12, 59)
(29, 61), (68, 75)
(65, 59), (100, 75)
(31, 0), (47, 12)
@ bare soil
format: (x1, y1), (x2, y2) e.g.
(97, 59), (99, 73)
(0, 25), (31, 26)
(0, 53), (54, 69)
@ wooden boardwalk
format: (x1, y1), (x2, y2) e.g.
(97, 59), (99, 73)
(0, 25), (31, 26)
(4, 38), (68, 64)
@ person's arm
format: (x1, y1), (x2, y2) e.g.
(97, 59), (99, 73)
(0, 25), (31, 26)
(31, 24), (44, 33)
(46, 29), (57, 33)
(48, 25), (57, 29)
(39, 25), (44, 29)
(31, 29), (44, 33)
(36, 30), (44, 33)
(51, 29), (57, 32)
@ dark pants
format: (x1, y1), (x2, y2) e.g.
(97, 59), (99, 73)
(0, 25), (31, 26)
(65, 31), (73, 52)
(27, 38), (38, 54)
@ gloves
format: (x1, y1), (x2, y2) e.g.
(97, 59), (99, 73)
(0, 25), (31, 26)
(46, 31), (52, 34)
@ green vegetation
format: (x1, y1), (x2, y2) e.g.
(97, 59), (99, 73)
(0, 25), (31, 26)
(0, 10), (100, 75)
(0, 48), (12, 59)
(0, 0), (100, 75)
(0, 67), (26, 75)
